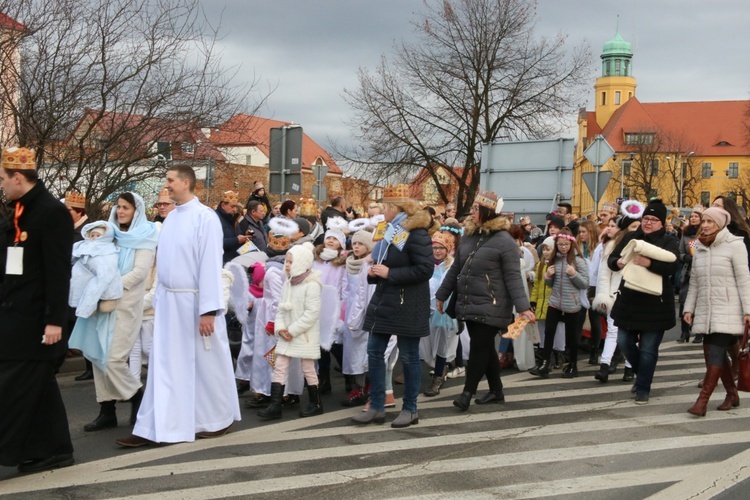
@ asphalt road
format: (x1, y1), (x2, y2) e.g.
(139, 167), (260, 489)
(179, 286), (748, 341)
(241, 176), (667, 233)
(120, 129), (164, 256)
(2, 306), (750, 499)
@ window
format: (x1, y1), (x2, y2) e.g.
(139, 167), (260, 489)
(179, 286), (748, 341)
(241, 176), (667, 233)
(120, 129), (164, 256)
(180, 142), (194, 154)
(622, 160), (632, 176)
(649, 189), (658, 199)
(650, 159), (659, 176)
(245, 155), (253, 165)
(623, 187), (631, 198)
(681, 162), (688, 179)
(615, 91), (621, 105)
(701, 162), (713, 179)
(601, 92), (607, 106)
(701, 191), (711, 207)
(615, 59), (621, 76)
(728, 162), (739, 178)
(156, 141), (172, 161)
(624, 133), (654, 145)
(728, 192), (738, 202)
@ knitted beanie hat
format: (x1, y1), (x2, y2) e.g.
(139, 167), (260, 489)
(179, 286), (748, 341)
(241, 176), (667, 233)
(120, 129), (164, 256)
(324, 229), (346, 250)
(702, 207), (730, 229)
(351, 229), (375, 252)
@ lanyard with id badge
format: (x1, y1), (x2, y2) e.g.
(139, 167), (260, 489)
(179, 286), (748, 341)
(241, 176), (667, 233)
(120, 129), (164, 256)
(6, 203), (25, 275)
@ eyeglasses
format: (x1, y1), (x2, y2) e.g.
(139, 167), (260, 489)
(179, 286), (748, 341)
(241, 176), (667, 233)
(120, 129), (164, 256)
(155, 202), (173, 207)
(642, 217), (661, 224)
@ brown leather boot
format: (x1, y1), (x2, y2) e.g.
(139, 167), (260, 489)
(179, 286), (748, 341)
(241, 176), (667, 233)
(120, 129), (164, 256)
(697, 343), (710, 388)
(717, 358), (740, 411)
(727, 343), (740, 381)
(688, 364), (722, 417)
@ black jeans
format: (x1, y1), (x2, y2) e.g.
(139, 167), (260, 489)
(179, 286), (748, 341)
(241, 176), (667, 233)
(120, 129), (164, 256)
(464, 321), (502, 395)
(542, 307), (580, 363)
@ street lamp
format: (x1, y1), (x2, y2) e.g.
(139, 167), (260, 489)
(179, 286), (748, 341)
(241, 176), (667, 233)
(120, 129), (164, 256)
(680, 152), (694, 208)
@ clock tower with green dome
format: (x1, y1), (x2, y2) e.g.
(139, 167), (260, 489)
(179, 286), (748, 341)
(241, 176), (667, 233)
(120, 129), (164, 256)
(594, 30), (637, 128)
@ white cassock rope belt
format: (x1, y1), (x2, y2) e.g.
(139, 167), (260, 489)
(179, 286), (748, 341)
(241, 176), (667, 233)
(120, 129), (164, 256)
(163, 288), (210, 350)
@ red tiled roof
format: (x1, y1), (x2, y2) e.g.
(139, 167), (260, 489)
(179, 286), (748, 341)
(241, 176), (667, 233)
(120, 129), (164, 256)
(588, 97), (750, 156)
(68, 109), (225, 161)
(0, 12), (25, 32)
(209, 114), (342, 174)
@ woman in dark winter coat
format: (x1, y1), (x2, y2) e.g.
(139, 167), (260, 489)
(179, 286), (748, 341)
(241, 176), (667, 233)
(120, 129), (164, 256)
(607, 199), (679, 405)
(352, 188), (433, 429)
(436, 190), (535, 411)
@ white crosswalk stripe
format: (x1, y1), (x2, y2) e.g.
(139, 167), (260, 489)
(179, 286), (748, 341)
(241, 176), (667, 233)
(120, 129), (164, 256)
(2, 343), (748, 498)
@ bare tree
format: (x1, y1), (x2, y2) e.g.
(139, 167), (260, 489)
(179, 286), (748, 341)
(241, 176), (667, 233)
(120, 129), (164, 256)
(0, 0), (266, 211)
(337, 0), (591, 214)
(610, 129), (699, 206)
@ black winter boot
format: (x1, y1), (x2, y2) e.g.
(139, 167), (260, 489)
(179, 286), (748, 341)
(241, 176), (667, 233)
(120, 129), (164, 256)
(129, 388), (143, 425)
(562, 363), (579, 378)
(257, 383), (284, 420)
(84, 400), (117, 432)
(318, 375), (332, 394)
(595, 363), (610, 383)
(529, 360), (551, 378)
(299, 385), (324, 417)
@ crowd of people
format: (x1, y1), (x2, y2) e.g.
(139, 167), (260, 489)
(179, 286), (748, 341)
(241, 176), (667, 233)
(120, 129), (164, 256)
(2, 144), (750, 475)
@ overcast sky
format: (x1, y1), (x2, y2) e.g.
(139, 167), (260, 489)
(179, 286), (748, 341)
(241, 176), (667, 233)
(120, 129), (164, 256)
(202, 0), (750, 154)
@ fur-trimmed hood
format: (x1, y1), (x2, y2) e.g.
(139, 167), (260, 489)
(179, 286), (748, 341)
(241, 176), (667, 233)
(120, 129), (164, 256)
(463, 216), (510, 236)
(400, 208), (433, 232)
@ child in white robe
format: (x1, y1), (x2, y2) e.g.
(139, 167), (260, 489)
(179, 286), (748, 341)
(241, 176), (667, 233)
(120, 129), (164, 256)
(258, 243), (323, 419)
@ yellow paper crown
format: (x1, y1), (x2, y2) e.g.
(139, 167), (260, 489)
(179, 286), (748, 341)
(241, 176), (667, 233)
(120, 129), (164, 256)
(601, 201), (620, 213)
(300, 198), (318, 217)
(64, 191), (86, 209)
(1, 147), (36, 171)
(221, 190), (239, 204)
(475, 189), (499, 210)
(382, 184), (410, 202)
(156, 188), (172, 204)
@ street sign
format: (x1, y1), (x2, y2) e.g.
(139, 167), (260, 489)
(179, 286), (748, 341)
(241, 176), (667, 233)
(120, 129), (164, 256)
(312, 164), (329, 182)
(583, 135), (615, 167)
(582, 170), (613, 204)
(269, 126), (303, 173)
(269, 172), (302, 195)
(312, 184), (327, 201)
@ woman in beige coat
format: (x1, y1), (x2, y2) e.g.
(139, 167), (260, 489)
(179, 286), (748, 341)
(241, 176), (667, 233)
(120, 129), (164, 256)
(84, 192), (158, 431)
(684, 207), (750, 417)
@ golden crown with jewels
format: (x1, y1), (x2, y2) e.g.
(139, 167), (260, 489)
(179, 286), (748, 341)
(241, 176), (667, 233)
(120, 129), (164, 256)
(1, 147), (36, 171)
(475, 189), (499, 210)
(221, 191), (239, 204)
(299, 198), (317, 217)
(382, 184), (411, 203)
(64, 191), (86, 209)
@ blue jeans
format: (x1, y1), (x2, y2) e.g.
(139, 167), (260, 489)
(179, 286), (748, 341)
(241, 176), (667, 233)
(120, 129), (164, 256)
(617, 328), (664, 395)
(368, 333), (421, 412)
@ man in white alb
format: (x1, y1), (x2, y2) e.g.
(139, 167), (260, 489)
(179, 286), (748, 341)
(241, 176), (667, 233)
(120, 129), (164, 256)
(116, 165), (240, 447)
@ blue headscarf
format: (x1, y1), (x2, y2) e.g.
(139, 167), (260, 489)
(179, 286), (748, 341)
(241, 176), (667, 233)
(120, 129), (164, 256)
(108, 192), (159, 274)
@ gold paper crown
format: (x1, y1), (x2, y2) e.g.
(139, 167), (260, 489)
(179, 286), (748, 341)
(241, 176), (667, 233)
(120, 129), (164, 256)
(221, 190), (239, 204)
(601, 201), (620, 213)
(300, 198), (318, 217)
(382, 184), (410, 202)
(156, 188), (172, 204)
(475, 189), (499, 210)
(268, 233), (291, 252)
(64, 191), (86, 209)
(1, 147), (36, 171)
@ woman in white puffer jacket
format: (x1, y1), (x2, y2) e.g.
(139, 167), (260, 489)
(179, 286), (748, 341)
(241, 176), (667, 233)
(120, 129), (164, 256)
(684, 207), (750, 417)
